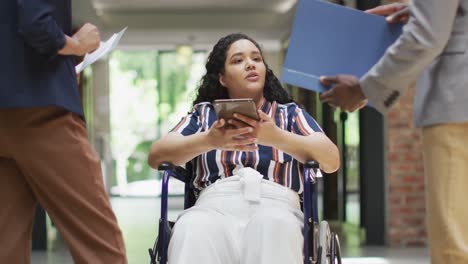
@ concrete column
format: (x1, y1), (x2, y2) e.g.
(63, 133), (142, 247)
(263, 50), (284, 77)
(92, 58), (113, 194)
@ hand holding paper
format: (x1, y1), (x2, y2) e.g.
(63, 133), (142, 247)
(281, 0), (403, 93)
(73, 23), (101, 55)
(365, 2), (410, 23)
(75, 27), (127, 74)
(318, 2), (410, 112)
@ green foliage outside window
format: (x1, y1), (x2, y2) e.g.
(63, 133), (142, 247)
(110, 50), (206, 185)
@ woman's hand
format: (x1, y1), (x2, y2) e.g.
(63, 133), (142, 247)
(206, 119), (258, 152)
(228, 110), (280, 147)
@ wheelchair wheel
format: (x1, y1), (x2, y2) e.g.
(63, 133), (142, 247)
(312, 222), (320, 263)
(318, 221), (331, 264)
(331, 233), (342, 264)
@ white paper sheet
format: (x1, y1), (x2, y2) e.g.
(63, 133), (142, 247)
(75, 27), (127, 74)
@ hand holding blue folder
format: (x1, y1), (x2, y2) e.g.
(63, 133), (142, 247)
(281, 0), (403, 92)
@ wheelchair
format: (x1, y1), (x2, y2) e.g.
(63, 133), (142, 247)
(149, 161), (342, 264)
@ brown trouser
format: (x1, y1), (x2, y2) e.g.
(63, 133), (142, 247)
(0, 107), (127, 264)
(422, 123), (468, 264)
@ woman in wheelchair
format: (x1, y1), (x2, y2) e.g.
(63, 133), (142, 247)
(148, 33), (340, 264)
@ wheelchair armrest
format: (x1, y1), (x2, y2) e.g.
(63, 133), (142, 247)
(158, 162), (189, 183)
(158, 162), (178, 171)
(305, 160), (320, 169)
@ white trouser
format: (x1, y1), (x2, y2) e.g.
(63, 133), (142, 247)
(168, 167), (304, 264)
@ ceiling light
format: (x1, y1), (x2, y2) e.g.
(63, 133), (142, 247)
(275, 0), (297, 13)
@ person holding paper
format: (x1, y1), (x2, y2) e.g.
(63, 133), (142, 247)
(0, 0), (127, 263)
(148, 33), (339, 264)
(319, 1), (468, 263)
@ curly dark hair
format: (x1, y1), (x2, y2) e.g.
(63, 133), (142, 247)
(193, 33), (293, 105)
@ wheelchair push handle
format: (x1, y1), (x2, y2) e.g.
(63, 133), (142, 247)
(305, 160), (320, 169)
(158, 162), (177, 171)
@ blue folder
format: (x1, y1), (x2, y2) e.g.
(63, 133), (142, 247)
(281, 0), (403, 92)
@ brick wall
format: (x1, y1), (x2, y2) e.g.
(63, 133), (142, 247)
(386, 85), (427, 247)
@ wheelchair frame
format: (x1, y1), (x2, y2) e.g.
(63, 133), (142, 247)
(149, 161), (342, 264)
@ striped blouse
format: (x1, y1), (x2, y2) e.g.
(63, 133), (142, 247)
(171, 98), (323, 194)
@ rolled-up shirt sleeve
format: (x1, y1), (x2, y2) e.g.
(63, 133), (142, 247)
(170, 104), (205, 136)
(17, 0), (66, 57)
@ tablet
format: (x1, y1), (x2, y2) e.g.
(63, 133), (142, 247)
(213, 98), (260, 121)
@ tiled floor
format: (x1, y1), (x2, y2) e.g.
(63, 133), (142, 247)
(31, 197), (429, 264)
